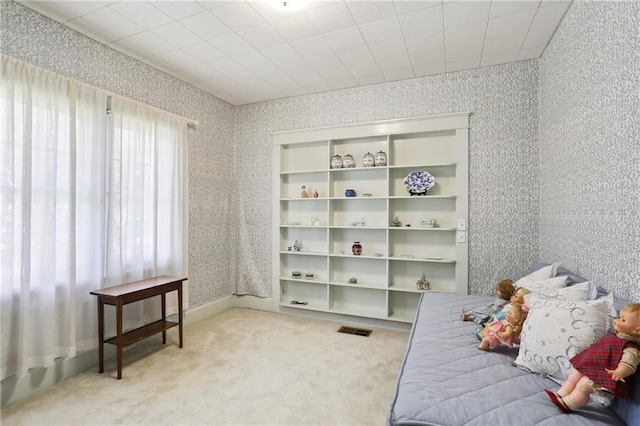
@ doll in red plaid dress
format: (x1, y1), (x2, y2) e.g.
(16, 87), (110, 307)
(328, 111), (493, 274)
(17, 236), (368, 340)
(545, 303), (640, 413)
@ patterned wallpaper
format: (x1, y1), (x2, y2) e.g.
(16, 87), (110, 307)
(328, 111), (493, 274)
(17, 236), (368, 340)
(1, 1), (237, 307)
(6, 0), (635, 306)
(538, 0), (639, 302)
(234, 62), (542, 297)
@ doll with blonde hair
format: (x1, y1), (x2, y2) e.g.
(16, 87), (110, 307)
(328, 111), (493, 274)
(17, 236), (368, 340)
(478, 303), (527, 351)
(545, 303), (640, 413)
(476, 287), (531, 340)
(461, 279), (515, 325)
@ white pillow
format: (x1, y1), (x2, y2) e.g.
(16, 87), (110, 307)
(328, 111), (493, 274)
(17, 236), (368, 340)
(514, 293), (614, 381)
(521, 276), (569, 294)
(516, 263), (559, 286)
(524, 280), (596, 302)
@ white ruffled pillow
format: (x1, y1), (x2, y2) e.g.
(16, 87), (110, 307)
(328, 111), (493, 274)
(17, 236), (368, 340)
(514, 293), (614, 381)
(521, 276), (568, 294)
(515, 263), (558, 287)
(524, 280), (596, 302)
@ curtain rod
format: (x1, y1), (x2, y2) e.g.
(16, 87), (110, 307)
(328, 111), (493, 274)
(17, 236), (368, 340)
(106, 94), (198, 129)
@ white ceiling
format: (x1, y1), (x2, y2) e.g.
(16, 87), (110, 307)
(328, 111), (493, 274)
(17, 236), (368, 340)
(17, 0), (572, 106)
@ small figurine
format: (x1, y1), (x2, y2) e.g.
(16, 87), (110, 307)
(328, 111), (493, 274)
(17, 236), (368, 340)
(416, 273), (429, 290)
(293, 240), (301, 252)
(301, 185), (309, 198)
(313, 190), (319, 198)
(392, 216), (401, 227)
(348, 277), (358, 284)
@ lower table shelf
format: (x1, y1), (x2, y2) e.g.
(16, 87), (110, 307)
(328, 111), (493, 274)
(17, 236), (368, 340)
(104, 319), (179, 347)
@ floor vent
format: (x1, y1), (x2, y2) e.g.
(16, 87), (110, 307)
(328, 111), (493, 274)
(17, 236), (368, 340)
(338, 326), (372, 337)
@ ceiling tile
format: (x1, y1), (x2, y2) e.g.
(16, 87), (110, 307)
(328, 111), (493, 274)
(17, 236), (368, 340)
(65, 17), (120, 44)
(445, 20), (487, 48)
(108, 31), (172, 60)
(481, 51), (519, 67)
(306, 52), (344, 72)
(318, 67), (354, 84)
(521, 26), (557, 49)
(446, 45), (482, 63)
(322, 26), (366, 51)
(208, 57), (247, 76)
(209, 33), (255, 56)
(151, 1), (205, 20)
(368, 39), (412, 71)
(398, 5), (443, 36)
(208, 1), (265, 32)
(182, 41), (226, 63)
(394, 0), (441, 15)
(78, 7), (143, 41)
(345, 1), (397, 25)
(280, 59), (316, 78)
(109, 1), (172, 30)
(446, 56), (481, 72)
(150, 22), (201, 48)
(305, 2), (355, 33)
(269, 12), (318, 41)
(289, 35), (333, 58)
(485, 8), (537, 40)
(152, 49), (203, 71)
(489, 0), (540, 19)
(404, 30), (445, 55)
(359, 16), (403, 45)
(443, 0), (491, 28)
(531, 1), (571, 31)
(238, 24), (286, 50)
(518, 46), (545, 60)
(179, 11), (232, 40)
(260, 43), (303, 63)
(482, 33), (527, 57)
(410, 49), (446, 70)
(335, 46), (376, 68)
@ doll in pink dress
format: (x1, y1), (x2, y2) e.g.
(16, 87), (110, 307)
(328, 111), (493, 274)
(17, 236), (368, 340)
(478, 303), (527, 351)
(545, 303), (640, 413)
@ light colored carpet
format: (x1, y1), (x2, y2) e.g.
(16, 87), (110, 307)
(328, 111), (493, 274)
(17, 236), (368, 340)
(1, 308), (409, 425)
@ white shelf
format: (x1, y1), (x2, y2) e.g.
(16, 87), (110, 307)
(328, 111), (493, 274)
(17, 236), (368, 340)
(273, 113), (469, 324)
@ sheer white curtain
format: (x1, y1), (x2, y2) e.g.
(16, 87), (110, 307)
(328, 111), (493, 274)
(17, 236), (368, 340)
(0, 55), (188, 380)
(0, 55), (106, 379)
(105, 95), (188, 327)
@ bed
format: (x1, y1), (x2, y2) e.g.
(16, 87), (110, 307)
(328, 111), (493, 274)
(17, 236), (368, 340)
(387, 289), (638, 426)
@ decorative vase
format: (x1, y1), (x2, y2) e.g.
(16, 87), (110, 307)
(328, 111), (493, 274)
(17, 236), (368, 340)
(345, 189), (356, 197)
(374, 150), (387, 166)
(331, 155), (343, 169)
(362, 152), (375, 167)
(343, 154), (355, 168)
(352, 241), (362, 255)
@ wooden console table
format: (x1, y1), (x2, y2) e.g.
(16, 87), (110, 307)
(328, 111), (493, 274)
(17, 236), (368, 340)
(90, 275), (186, 379)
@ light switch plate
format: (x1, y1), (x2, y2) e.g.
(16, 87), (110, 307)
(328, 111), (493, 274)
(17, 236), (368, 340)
(457, 218), (466, 231)
(456, 231), (466, 243)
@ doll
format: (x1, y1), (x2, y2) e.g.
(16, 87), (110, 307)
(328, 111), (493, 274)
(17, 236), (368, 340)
(545, 303), (640, 413)
(461, 279), (515, 325)
(475, 287), (531, 340)
(478, 303), (527, 351)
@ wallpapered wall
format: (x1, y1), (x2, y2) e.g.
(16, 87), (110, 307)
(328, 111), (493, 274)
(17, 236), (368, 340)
(538, 0), (639, 302)
(6, 1), (635, 305)
(1, 1), (237, 307)
(234, 62), (541, 297)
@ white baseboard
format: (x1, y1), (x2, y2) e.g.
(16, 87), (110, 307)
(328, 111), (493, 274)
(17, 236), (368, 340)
(1, 294), (274, 408)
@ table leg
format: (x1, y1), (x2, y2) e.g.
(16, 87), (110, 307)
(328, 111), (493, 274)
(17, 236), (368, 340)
(116, 300), (123, 380)
(97, 298), (104, 374)
(178, 283), (183, 348)
(161, 293), (167, 344)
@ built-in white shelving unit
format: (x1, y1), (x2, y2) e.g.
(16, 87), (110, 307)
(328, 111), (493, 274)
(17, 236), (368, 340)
(272, 113), (470, 324)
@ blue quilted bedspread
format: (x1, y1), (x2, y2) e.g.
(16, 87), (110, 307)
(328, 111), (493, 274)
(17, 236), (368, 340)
(387, 292), (626, 426)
